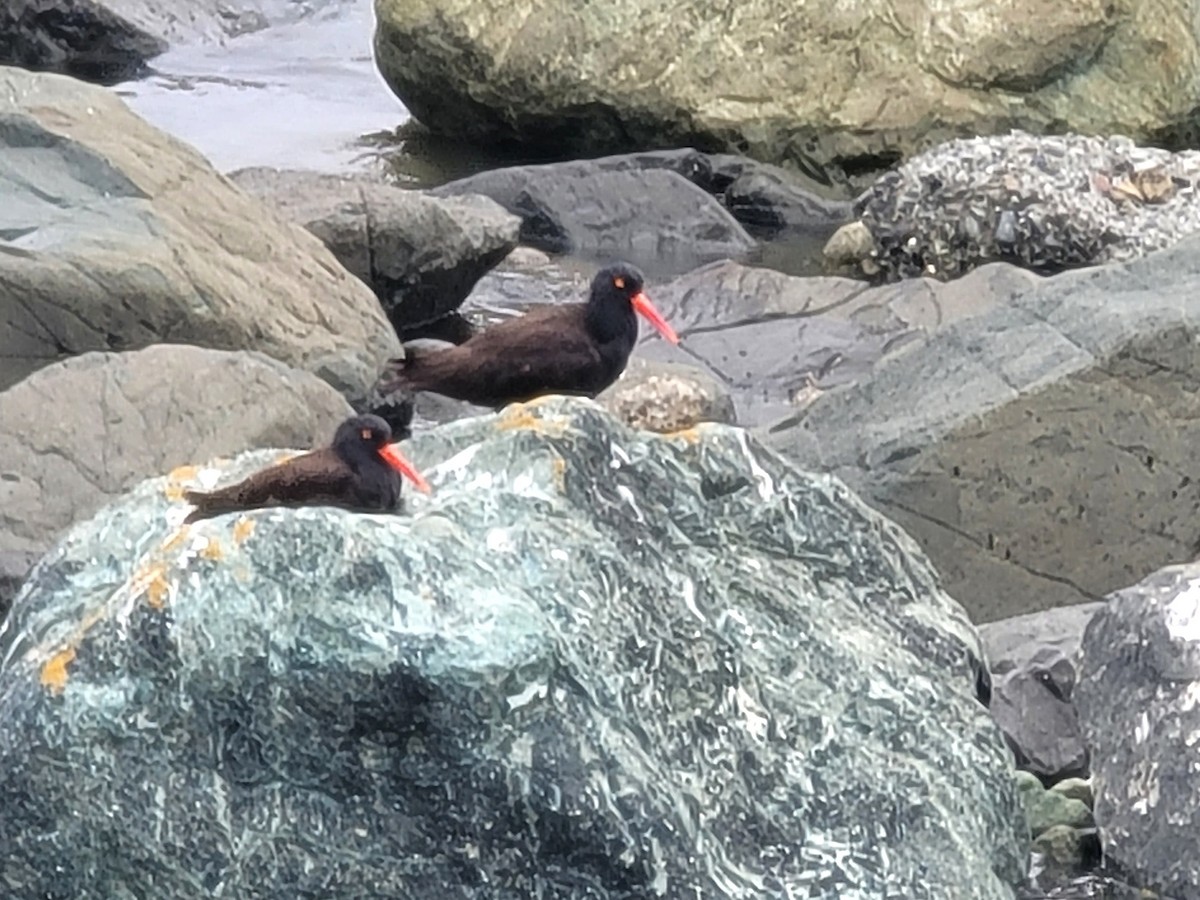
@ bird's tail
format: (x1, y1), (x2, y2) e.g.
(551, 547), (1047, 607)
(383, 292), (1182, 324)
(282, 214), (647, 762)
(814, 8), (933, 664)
(181, 488), (237, 525)
(378, 339), (456, 393)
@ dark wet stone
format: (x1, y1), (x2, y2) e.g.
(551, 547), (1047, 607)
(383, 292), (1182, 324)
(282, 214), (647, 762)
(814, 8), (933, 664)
(980, 604), (1102, 783)
(723, 169), (855, 237)
(227, 167), (520, 334)
(1076, 562), (1200, 899)
(431, 157), (756, 278)
(0, 0), (167, 84)
(0, 397), (1027, 898)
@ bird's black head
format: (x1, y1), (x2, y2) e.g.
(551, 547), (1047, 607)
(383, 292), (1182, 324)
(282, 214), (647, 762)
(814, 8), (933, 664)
(333, 414), (394, 454)
(331, 413), (431, 494)
(586, 262), (679, 346)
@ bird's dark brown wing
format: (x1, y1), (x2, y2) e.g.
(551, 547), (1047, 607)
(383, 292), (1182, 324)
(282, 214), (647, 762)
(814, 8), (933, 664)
(183, 448), (357, 523)
(392, 305), (607, 406)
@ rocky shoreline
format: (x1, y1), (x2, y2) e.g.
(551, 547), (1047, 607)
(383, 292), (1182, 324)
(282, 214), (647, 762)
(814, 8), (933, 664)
(3, 0), (1200, 897)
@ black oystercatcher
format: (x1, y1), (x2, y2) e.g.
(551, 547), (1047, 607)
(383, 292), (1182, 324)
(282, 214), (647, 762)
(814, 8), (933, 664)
(380, 262), (680, 408)
(182, 414), (431, 524)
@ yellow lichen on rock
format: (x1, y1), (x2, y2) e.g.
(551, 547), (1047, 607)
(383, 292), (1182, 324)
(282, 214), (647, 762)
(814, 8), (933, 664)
(167, 464), (201, 482)
(200, 538), (223, 561)
(663, 426), (703, 444)
(232, 516), (255, 545)
(40, 647), (76, 695)
(130, 562), (171, 610)
(496, 404), (568, 436)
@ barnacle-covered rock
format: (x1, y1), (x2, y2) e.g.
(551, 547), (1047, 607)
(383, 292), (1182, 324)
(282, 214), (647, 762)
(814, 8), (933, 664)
(845, 132), (1200, 281)
(0, 397), (1027, 898)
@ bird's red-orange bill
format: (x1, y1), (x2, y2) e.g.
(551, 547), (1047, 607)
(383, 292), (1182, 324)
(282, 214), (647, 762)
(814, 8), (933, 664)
(631, 291), (680, 345)
(379, 443), (433, 494)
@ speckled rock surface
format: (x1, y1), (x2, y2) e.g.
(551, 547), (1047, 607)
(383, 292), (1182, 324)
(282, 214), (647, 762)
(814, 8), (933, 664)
(764, 234), (1200, 623)
(0, 65), (400, 402)
(849, 133), (1200, 281)
(0, 343), (353, 623)
(595, 357), (736, 433)
(0, 397), (1026, 898)
(1075, 562), (1200, 899)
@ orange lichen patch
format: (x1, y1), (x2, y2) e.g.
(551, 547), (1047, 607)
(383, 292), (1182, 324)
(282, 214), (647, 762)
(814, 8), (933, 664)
(274, 452), (300, 466)
(551, 455), (567, 490)
(160, 525), (191, 554)
(496, 406), (568, 436)
(232, 516), (255, 545)
(128, 562), (171, 610)
(163, 482), (187, 502)
(200, 538), (224, 562)
(40, 647), (77, 695)
(167, 464), (201, 482)
(663, 426), (702, 444)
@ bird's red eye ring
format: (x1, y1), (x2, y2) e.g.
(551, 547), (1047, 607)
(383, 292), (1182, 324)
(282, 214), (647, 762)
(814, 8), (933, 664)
(360, 428), (372, 440)
(613, 276), (625, 289)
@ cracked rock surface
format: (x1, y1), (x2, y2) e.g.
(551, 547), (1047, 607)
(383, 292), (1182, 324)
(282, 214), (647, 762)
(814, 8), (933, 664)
(0, 396), (1026, 898)
(0, 343), (352, 620)
(228, 167), (521, 337)
(762, 233), (1200, 623)
(0, 65), (400, 403)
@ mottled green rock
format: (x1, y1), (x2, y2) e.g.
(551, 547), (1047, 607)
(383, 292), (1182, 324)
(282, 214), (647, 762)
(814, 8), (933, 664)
(0, 397), (1027, 898)
(1017, 771), (1095, 837)
(1050, 777), (1094, 808)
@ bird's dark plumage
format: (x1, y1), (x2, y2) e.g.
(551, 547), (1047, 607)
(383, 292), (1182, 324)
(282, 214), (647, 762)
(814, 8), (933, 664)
(380, 262), (679, 409)
(182, 414), (429, 524)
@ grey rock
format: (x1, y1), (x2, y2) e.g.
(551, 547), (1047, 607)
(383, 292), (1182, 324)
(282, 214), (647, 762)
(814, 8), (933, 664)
(979, 603), (1102, 782)
(0, 0), (167, 84)
(0, 65), (399, 403)
(0, 396), (1027, 899)
(227, 167), (520, 334)
(0, 0), (324, 84)
(1076, 561), (1200, 899)
(0, 343), (352, 622)
(434, 162), (757, 278)
(723, 169), (855, 237)
(595, 357), (736, 433)
(633, 258), (1038, 428)
(761, 233), (1200, 623)
(1031, 825), (1100, 870)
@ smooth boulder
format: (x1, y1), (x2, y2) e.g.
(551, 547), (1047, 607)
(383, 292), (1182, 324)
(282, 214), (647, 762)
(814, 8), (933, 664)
(1076, 563), (1200, 899)
(435, 162), (756, 277)
(374, 0), (1184, 178)
(763, 233), (1200, 623)
(0, 397), (1027, 898)
(0, 65), (400, 401)
(228, 167), (520, 335)
(0, 344), (352, 621)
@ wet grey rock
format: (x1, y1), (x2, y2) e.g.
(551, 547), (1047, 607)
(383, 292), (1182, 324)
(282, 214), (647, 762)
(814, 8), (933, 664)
(762, 234), (1200, 623)
(979, 604), (1102, 783)
(632, 258), (1038, 428)
(0, 0), (167, 84)
(0, 344), (352, 623)
(433, 160), (756, 278)
(0, 0), (327, 84)
(228, 167), (521, 335)
(0, 66), (399, 403)
(0, 397), (1027, 899)
(1076, 562), (1200, 899)
(723, 169), (854, 237)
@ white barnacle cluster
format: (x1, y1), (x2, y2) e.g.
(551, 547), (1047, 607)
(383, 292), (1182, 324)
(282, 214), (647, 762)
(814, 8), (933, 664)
(855, 131), (1200, 281)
